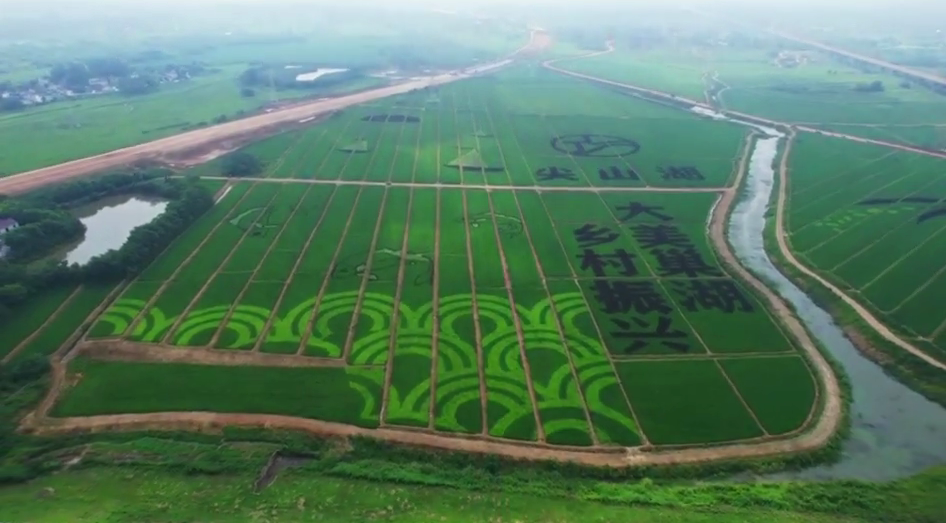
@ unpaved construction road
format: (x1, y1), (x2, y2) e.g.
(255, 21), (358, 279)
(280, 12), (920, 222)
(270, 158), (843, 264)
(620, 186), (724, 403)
(0, 31), (548, 196)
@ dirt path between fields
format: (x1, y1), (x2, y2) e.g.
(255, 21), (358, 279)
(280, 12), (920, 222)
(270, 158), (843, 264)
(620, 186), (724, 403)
(187, 176), (726, 192)
(1, 287), (81, 364)
(543, 44), (946, 161)
(71, 340), (356, 368)
(774, 134), (946, 370)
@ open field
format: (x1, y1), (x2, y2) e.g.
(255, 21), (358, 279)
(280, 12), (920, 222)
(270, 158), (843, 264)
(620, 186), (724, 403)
(560, 44), (946, 145)
(785, 134), (946, 361)
(43, 67), (823, 454)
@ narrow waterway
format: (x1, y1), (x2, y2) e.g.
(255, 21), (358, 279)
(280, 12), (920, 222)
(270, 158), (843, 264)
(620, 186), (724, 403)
(727, 127), (946, 481)
(59, 195), (168, 266)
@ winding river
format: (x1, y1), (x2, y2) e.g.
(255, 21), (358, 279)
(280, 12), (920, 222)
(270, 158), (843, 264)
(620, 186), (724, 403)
(727, 124), (946, 481)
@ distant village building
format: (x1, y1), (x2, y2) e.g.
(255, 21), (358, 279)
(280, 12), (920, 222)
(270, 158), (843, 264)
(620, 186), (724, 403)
(0, 217), (19, 258)
(0, 218), (18, 234)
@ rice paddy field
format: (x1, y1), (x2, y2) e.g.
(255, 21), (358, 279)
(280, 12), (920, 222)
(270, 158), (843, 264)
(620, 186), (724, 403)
(561, 46), (946, 148)
(46, 65), (821, 450)
(785, 134), (946, 361)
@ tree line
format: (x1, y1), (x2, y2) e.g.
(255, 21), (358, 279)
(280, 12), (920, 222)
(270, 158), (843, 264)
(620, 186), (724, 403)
(0, 171), (214, 323)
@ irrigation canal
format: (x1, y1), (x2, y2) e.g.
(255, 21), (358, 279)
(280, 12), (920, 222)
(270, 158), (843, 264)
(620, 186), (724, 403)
(726, 120), (946, 481)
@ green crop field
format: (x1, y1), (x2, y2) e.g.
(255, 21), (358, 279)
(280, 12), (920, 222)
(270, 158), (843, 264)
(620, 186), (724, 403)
(561, 45), (946, 147)
(48, 63), (823, 451)
(786, 134), (946, 360)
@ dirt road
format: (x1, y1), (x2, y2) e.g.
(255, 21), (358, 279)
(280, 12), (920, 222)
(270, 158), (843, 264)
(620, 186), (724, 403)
(0, 30), (547, 196)
(772, 31), (946, 89)
(544, 46), (946, 160)
(191, 176), (725, 192)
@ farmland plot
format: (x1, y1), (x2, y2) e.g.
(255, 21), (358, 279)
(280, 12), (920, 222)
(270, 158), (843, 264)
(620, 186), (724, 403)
(51, 63), (821, 452)
(787, 135), (946, 360)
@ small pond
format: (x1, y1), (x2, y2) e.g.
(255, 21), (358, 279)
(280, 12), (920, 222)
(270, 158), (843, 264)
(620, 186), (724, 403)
(58, 195), (168, 266)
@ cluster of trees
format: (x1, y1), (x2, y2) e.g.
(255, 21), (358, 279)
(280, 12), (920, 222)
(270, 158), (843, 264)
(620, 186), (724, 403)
(50, 57), (131, 90)
(0, 171), (214, 322)
(222, 152), (263, 178)
(84, 182), (212, 280)
(0, 97), (24, 112)
(0, 208), (85, 263)
(853, 80), (885, 92)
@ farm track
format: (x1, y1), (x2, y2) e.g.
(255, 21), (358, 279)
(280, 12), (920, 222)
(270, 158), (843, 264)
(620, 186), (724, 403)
(773, 133), (946, 371)
(544, 45), (946, 371)
(427, 188), (443, 430)
(1, 287), (81, 364)
(461, 191), (490, 435)
(160, 147), (304, 345)
(204, 186), (290, 348)
(181, 176), (726, 192)
(120, 183), (258, 339)
(479, 95), (598, 444)
(71, 340), (357, 369)
(497, 106), (650, 445)
(0, 30), (550, 196)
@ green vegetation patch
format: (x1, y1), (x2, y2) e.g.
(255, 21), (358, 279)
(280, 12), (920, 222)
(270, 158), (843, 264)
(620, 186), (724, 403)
(169, 272), (251, 347)
(53, 358), (383, 428)
(87, 280), (164, 338)
(0, 287), (76, 359)
(616, 359), (763, 444)
(8, 285), (115, 362)
(719, 356), (817, 435)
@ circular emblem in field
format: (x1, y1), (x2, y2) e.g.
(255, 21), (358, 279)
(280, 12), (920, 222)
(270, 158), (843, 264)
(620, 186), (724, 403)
(361, 114), (420, 123)
(551, 134), (640, 157)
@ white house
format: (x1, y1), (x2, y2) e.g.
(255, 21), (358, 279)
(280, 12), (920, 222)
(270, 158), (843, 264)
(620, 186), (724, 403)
(0, 218), (18, 234)
(0, 218), (18, 258)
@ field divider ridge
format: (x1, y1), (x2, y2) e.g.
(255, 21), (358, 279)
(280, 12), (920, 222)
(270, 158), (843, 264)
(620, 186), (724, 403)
(427, 187), (443, 430)
(494, 98), (649, 446)
(205, 184), (307, 347)
(161, 184), (313, 345)
(379, 187), (415, 424)
(479, 95), (599, 445)
(250, 186), (342, 352)
(341, 112), (411, 362)
(2, 287), (81, 364)
(243, 113), (358, 350)
(461, 190), (496, 436)
(294, 186), (367, 356)
(382, 107), (428, 424)
(293, 107), (398, 357)
(772, 131), (946, 370)
(121, 182), (259, 339)
(338, 186), (394, 362)
(22, 282), (128, 425)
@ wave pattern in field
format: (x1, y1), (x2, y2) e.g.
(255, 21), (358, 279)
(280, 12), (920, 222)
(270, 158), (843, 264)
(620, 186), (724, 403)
(92, 291), (641, 441)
